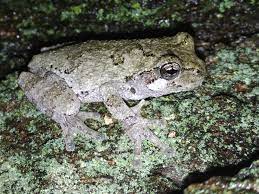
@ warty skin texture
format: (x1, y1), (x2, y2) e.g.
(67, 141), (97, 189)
(18, 32), (206, 167)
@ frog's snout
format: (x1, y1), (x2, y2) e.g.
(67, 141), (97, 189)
(18, 72), (38, 90)
(18, 72), (27, 88)
(18, 72), (29, 88)
(197, 68), (206, 82)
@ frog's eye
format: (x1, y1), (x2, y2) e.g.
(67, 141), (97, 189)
(160, 62), (181, 80)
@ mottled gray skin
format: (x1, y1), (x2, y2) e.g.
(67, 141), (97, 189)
(18, 32), (205, 167)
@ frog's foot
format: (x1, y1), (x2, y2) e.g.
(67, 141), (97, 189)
(124, 116), (175, 169)
(53, 113), (106, 151)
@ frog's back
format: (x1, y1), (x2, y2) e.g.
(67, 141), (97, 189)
(28, 37), (180, 97)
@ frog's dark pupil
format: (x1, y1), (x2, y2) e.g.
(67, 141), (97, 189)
(165, 67), (178, 75)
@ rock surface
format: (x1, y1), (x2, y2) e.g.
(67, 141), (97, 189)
(185, 160), (259, 194)
(0, 38), (258, 193)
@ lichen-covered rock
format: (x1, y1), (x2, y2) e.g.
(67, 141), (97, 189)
(185, 160), (259, 194)
(0, 39), (258, 193)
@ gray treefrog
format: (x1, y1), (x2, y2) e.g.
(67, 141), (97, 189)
(18, 32), (205, 167)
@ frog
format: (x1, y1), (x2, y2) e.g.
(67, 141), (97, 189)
(18, 32), (206, 167)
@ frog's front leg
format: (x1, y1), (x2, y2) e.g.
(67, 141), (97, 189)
(100, 82), (175, 167)
(18, 72), (105, 151)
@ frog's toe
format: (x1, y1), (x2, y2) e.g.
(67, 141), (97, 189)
(65, 141), (76, 152)
(146, 118), (167, 129)
(62, 130), (76, 151)
(125, 119), (174, 167)
(77, 111), (102, 122)
(162, 147), (175, 157)
(132, 158), (142, 170)
(96, 133), (107, 141)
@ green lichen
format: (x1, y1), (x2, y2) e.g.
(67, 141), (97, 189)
(0, 159), (38, 194)
(219, 0), (234, 13)
(60, 4), (87, 22)
(96, 1), (170, 28)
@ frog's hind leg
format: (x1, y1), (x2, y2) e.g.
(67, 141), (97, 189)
(19, 71), (105, 152)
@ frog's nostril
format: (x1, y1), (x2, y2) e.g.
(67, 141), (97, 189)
(130, 87), (136, 94)
(18, 72), (28, 88)
(193, 69), (201, 75)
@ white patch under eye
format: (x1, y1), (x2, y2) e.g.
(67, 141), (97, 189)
(147, 78), (168, 91)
